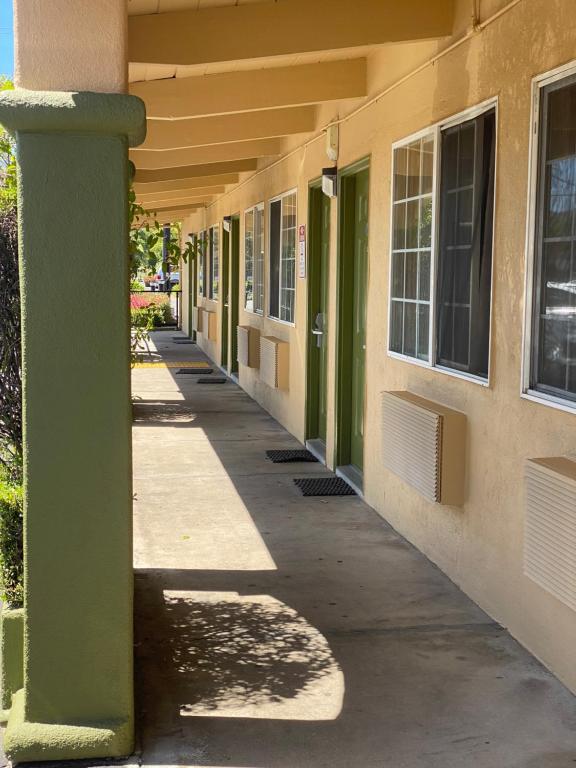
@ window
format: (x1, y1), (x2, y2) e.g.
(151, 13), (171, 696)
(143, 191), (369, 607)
(390, 135), (434, 360)
(209, 225), (219, 300)
(244, 204), (265, 314)
(198, 230), (207, 297)
(388, 104), (496, 381)
(245, 209), (254, 310)
(437, 111), (495, 378)
(269, 191), (297, 323)
(526, 72), (576, 404)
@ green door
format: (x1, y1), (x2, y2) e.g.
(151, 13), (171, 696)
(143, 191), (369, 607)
(230, 216), (240, 375)
(221, 225), (229, 369)
(188, 235), (198, 340)
(350, 169), (369, 471)
(336, 163), (369, 480)
(306, 186), (330, 448)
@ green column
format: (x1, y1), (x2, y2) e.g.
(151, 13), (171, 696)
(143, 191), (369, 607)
(0, 89), (146, 762)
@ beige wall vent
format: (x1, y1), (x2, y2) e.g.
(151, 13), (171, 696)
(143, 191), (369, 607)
(237, 325), (260, 368)
(260, 336), (289, 390)
(202, 309), (217, 341)
(524, 457), (576, 611)
(381, 391), (466, 506)
(192, 306), (202, 333)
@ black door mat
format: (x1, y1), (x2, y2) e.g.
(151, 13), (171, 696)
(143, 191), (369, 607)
(172, 336), (191, 341)
(266, 449), (318, 463)
(176, 368), (214, 374)
(197, 377), (227, 384)
(293, 477), (356, 496)
(174, 340), (195, 345)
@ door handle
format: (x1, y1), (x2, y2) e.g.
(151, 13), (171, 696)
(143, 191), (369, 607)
(311, 329), (323, 336)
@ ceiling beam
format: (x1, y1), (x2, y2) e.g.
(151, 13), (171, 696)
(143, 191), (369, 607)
(141, 195), (216, 211)
(138, 185), (226, 202)
(134, 158), (258, 184)
(133, 173), (239, 194)
(129, 0), (454, 66)
(143, 207), (204, 224)
(131, 138), (282, 170)
(140, 106), (315, 150)
(130, 59), (367, 119)
(152, 202), (206, 214)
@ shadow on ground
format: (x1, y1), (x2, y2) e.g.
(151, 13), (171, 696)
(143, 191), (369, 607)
(132, 332), (576, 768)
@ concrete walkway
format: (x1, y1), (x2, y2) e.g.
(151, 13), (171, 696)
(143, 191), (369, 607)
(132, 331), (576, 768)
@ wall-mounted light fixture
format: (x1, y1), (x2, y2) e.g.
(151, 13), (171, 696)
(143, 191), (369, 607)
(322, 167), (338, 198)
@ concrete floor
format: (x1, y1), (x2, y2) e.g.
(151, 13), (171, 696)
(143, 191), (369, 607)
(132, 331), (576, 768)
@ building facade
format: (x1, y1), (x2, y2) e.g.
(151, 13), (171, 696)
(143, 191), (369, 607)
(2, 0), (576, 762)
(181, 0), (576, 697)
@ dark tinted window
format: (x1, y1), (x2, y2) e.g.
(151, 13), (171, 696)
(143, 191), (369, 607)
(436, 109), (495, 378)
(269, 199), (281, 319)
(532, 78), (576, 401)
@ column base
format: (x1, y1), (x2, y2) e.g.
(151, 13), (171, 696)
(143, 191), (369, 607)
(0, 607), (24, 720)
(3, 691), (133, 763)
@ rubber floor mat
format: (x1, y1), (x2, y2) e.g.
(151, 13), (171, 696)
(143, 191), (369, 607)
(266, 449), (318, 463)
(176, 368), (214, 374)
(293, 477), (356, 496)
(197, 378), (227, 384)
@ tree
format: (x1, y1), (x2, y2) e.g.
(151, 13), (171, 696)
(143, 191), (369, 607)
(128, 186), (196, 279)
(0, 79), (16, 213)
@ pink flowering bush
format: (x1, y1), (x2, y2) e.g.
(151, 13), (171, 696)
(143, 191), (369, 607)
(130, 293), (173, 326)
(130, 293), (168, 310)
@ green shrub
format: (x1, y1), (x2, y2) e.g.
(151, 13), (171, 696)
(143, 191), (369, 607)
(0, 208), (21, 482)
(0, 480), (23, 608)
(156, 300), (174, 326)
(131, 304), (164, 329)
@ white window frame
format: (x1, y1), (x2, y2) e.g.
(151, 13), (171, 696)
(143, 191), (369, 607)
(209, 223), (220, 301)
(244, 202), (265, 315)
(198, 229), (207, 298)
(267, 188), (298, 326)
(387, 97), (498, 388)
(522, 60), (576, 415)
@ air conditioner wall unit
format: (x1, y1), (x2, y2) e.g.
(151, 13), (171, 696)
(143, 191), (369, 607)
(192, 306), (202, 333)
(202, 309), (217, 341)
(237, 325), (260, 368)
(381, 391), (466, 506)
(524, 456), (576, 612)
(260, 336), (289, 390)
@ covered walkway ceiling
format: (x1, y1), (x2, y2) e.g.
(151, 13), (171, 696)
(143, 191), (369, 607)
(128, 0), (455, 216)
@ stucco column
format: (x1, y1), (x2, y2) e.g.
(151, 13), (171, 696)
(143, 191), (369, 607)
(0, 2), (146, 762)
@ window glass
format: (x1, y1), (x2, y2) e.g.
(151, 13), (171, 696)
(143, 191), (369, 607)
(198, 230), (206, 297)
(389, 136), (434, 360)
(532, 78), (576, 400)
(436, 109), (495, 378)
(244, 209), (254, 311)
(254, 206), (265, 313)
(269, 193), (297, 322)
(210, 226), (219, 300)
(244, 206), (265, 313)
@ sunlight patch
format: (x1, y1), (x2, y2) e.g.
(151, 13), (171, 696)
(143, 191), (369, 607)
(162, 590), (344, 722)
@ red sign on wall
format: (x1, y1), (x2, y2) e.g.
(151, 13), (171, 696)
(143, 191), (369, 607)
(298, 224), (306, 279)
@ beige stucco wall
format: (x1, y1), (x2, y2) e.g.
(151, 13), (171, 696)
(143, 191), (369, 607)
(182, 0), (576, 693)
(14, 0), (127, 93)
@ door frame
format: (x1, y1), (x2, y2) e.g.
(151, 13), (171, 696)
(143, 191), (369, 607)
(221, 224), (229, 370)
(305, 180), (330, 450)
(230, 214), (241, 376)
(333, 156), (370, 475)
(188, 233), (198, 341)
